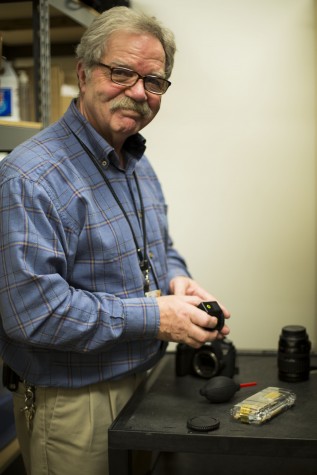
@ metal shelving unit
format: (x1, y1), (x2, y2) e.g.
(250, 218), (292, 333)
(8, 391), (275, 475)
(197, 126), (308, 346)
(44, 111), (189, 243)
(35, 0), (98, 126)
(0, 120), (42, 151)
(0, 0), (98, 149)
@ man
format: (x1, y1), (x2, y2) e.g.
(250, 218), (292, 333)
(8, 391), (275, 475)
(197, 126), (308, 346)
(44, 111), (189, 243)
(0, 6), (230, 475)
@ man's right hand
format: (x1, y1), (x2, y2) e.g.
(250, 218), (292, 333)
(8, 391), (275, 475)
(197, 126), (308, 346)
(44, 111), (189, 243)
(156, 295), (230, 349)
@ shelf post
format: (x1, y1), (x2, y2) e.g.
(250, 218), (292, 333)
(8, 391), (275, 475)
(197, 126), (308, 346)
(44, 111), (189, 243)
(32, 0), (50, 127)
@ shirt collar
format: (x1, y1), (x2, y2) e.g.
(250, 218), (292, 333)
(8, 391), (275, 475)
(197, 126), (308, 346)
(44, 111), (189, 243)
(63, 99), (147, 172)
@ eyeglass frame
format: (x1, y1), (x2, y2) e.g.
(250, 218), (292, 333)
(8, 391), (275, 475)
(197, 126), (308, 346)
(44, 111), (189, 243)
(94, 62), (171, 95)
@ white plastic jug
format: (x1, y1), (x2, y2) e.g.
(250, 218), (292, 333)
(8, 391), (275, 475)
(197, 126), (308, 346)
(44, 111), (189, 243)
(0, 60), (20, 121)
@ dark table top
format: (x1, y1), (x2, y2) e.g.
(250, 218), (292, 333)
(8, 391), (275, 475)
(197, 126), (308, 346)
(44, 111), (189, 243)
(109, 351), (317, 458)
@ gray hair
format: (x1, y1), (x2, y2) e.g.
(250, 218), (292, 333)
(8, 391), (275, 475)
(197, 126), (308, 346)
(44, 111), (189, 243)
(75, 6), (176, 79)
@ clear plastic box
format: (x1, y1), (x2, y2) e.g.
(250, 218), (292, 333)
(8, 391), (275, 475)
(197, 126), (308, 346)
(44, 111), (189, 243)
(230, 386), (296, 425)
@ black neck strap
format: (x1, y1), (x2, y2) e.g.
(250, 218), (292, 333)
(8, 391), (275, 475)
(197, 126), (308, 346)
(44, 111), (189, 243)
(70, 131), (159, 294)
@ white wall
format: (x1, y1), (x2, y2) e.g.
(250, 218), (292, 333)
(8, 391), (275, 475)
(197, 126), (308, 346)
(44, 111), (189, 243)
(132, 0), (316, 351)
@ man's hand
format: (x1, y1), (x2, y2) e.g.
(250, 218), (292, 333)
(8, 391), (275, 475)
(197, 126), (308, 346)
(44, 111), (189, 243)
(169, 275), (230, 320)
(156, 293), (230, 349)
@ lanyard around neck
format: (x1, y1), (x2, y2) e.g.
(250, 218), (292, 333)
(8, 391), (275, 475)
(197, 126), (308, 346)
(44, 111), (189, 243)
(71, 132), (158, 294)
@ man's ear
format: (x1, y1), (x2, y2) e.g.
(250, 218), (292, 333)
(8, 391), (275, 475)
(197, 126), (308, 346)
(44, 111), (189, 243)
(76, 61), (87, 90)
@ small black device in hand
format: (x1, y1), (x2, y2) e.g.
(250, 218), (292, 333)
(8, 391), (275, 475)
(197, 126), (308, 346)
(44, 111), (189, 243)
(198, 301), (225, 332)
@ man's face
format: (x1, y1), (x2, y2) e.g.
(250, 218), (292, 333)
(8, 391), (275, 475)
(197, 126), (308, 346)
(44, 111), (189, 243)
(77, 30), (166, 147)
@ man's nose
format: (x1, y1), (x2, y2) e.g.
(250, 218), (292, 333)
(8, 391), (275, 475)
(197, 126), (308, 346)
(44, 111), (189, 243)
(125, 78), (147, 101)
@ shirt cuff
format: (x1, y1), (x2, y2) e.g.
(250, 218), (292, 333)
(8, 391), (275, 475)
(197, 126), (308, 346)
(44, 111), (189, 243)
(121, 297), (160, 339)
(167, 268), (192, 286)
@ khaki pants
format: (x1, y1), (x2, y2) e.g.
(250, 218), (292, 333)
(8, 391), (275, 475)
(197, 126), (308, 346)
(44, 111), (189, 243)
(12, 374), (144, 475)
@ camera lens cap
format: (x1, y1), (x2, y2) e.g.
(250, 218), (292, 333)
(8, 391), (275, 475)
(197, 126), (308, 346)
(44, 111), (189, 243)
(281, 325), (308, 339)
(187, 415), (220, 432)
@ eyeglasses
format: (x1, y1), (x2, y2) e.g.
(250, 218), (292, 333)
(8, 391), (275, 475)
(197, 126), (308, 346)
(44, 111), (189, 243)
(95, 62), (171, 95)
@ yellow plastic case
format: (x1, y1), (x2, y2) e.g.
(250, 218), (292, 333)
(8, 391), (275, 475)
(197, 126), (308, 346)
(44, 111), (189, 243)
(230, 386), (296, 425)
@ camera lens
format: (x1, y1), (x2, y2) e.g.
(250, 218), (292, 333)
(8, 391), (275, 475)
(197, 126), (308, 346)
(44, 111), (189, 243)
(192, 349), (219, 379)
(278, 325), (311, 382)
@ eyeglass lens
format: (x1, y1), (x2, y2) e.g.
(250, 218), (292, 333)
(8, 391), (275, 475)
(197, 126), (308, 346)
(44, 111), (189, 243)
(111, 67), (170, 94)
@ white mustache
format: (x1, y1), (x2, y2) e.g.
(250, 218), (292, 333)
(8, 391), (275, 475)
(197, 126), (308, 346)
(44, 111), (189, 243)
(110, 97), (151, 118)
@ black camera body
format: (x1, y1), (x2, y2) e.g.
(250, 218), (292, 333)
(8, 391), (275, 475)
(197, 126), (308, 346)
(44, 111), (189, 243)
(176, 338), (237, 379)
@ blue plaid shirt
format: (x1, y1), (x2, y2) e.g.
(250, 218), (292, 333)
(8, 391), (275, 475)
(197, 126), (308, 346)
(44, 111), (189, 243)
(0, 100), (189, 387)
